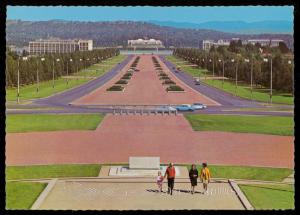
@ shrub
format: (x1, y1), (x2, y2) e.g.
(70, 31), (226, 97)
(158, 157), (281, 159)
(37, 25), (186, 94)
(107, 85), (124, 91)
(122, 76), (131, 80)
(163, 80), (176, 85)
(115, 80), (128, 85)
(159, 73), (168, 77)
(160, 76), (171, 80)
(166, 85), (184, 92)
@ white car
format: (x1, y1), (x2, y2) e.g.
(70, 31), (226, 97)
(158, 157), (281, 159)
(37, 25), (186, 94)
(156, 106), (177, 112)
(191, 103), (207, 110)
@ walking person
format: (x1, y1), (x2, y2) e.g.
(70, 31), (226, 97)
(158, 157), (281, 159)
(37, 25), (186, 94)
(200, 162), (211, 194)
(156, 171), (164, 192)
(189, 164), (198, 194)
(164, 163), (176, 195)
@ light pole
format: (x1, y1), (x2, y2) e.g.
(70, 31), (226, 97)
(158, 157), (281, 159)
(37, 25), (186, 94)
(244, 58), (253, 100)
(288, 60), (294, 96)
(17, 56), (20, 103)
(36, 57), (45, 93)
(53, 58), (60, 88)
(67, 58), (72, 85)
(218, 59), (225, 88)
(202, 58), (206, 80)
(263, 57), (273, 104)
(17, 56), (28, 103)
(231, 58), (238, 96)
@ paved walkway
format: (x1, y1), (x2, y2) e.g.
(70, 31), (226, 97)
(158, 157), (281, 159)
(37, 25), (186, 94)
(6, 115), (293, 168)
(38, 179), (244, 210)
(72, 55), (219, 106)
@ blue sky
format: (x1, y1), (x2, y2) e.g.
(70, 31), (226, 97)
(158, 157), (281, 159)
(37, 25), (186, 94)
(7, 6), (293, 23)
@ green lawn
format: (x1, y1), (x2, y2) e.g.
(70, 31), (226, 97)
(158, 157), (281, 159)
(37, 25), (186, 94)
(166, 55), (207, 77)
(6, 164), (101, 180)
(6, 182), (47, 209)
(6, 114), (104, 133)
(239, 184), (294, 209)
(6, 55), (126, 101)
(187, 165), (293, 181)
(204, 79), (294, 105)
(166, 55), (293, 105)
(75, 54), (126, 77)
(185, 114), (294, 136)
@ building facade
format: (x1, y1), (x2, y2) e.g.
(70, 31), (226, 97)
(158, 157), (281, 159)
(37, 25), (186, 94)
(29, 38), (93, 55)
(127, 38), (164, 49)
(202, 38), (284, 51)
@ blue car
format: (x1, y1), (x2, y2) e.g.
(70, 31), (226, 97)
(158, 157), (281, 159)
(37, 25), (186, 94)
(175, 104), (194, 111)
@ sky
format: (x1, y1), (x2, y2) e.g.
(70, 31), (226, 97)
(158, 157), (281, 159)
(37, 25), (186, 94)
(7, 6), (293, 23)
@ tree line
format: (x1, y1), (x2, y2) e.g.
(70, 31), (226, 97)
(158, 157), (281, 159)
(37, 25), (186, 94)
(6, 48), (120, 88)
(173, 42), (293, 93)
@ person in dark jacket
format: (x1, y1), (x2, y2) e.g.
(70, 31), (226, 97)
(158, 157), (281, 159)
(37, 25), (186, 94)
(189, 164), (198, 194)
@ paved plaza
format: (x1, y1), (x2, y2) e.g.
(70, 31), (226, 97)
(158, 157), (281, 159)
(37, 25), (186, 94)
(37, 178), (244, 210)
(72, 55), (219, 106)
(6, 114), (293, 167)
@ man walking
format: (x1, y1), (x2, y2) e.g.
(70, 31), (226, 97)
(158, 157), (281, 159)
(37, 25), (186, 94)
(200, 162), (211, 194)
(164, 163), (176, 195)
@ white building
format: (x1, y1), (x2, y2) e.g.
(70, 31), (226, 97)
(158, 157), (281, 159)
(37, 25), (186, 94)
(202, 39), (230, 51)
(29, 38), (93, 55)
(127, 38), (164, 48)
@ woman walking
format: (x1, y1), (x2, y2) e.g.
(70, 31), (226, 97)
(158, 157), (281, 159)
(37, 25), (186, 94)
(189, 164), (198, 194)
(200, 162), (211, 194)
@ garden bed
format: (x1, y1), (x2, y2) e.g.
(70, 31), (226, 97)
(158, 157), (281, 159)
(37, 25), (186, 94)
(166, 85), (185, 92)
(106, 85), (125, 91)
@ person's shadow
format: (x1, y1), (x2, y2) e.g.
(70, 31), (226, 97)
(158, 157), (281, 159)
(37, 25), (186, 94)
(146, 189), (167, 193)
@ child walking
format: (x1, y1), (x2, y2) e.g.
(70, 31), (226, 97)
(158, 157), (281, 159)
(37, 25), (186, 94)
(157, 171), (164, 192)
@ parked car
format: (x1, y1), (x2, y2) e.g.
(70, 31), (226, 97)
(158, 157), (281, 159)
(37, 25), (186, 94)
(194, 78), (200, 85)
(191, 103), (207, 110)
(175, 104), (194, 111)
(156, 106), (177, 113)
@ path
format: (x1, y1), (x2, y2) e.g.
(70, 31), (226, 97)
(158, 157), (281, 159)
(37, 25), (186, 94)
(6, 114), (293, 168)
(72, 55), (219, 106)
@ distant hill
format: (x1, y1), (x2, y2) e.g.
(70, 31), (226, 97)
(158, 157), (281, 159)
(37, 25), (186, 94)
(6, 19), (293, 49)
(148, 20), (293, 34)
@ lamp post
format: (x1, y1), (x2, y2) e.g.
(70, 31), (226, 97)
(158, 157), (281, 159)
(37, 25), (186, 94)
(231, 58), (238, 96)
(16, 56), (28, 103)
(202, 58), (206, 80)
(219, 59), (225, 88)
(288, 60), (294, 96)
(263, 57), (273, 104)
(36, 57), (45, 93)
(53, 58), (60, 88)
(244, 58), (253, 100)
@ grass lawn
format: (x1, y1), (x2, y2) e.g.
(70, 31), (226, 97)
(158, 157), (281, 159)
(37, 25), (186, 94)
(166, 55), (293, 105)
(166, 55), (207, 77)
(204, 79), (293, 105)
(6, 182), (47, 209)
(6, 55), (126, 101)
(6, 114), (104, 133)
(185, 114), (294, 136)
(75, 54), (126, 77)
(186, 165), (293, 181)
(6, 164), (101, 180)
(239, 184), (294, 209)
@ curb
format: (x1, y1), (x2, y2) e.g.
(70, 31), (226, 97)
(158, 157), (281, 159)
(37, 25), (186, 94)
(228, 179), (254, 210)
(31, 178), (58, 210)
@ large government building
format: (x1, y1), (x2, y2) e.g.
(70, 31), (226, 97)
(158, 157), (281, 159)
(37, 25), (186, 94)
(127, 38), (164, 49)
(28, 38), (93, 55)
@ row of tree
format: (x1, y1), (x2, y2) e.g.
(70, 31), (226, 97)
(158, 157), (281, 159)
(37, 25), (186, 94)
(6, 48), (119, 88)
(173, 44), (293, 92)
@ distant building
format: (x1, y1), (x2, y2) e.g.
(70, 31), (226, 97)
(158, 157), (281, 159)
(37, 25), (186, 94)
(7, 45), (28, 55)
(28, 38), (93, 55)
(202, 38), (285, 51)
(202, 39), (230, 51)
(127, 38), (164, 49)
